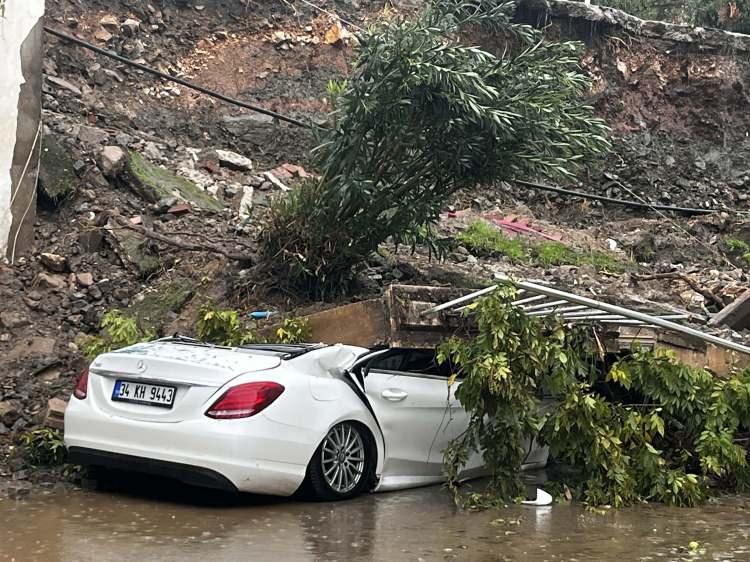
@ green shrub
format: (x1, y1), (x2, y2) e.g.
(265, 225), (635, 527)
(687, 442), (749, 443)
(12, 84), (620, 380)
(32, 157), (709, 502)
(725, 238), (750, 265)
(19, 428), (67, 466)
(197, 306), (312, 346)
(457, 221), (528, 263)
(196, 304), (255, 346)
(274, 317), (312, 344)
(79, 310), (156, 360)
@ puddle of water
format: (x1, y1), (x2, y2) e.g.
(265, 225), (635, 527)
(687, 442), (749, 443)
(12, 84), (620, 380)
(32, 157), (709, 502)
(2, 475), (750, 562)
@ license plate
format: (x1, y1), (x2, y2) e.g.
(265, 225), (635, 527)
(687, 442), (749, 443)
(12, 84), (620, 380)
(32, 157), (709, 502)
(112, 380), (176, 408)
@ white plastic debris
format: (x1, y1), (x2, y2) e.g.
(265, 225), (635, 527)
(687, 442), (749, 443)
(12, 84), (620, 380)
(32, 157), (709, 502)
(522, 488), (553, 506)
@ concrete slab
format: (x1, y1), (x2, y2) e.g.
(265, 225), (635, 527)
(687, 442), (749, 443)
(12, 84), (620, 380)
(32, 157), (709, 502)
(709, 291), (750, 331)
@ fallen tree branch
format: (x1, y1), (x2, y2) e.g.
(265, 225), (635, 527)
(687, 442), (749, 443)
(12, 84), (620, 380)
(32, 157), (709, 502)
(633, 272), (724, 308)
(156, 228), (257, 250)
(107, 217), (256, 263)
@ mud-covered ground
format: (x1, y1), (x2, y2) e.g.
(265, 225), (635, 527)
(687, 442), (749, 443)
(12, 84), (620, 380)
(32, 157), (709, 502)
(1, 0), (749, 488)
(3, 475), (750, 561)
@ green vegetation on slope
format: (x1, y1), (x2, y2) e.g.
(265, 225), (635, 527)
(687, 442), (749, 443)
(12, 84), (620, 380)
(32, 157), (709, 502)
(458, 220), (626, 271)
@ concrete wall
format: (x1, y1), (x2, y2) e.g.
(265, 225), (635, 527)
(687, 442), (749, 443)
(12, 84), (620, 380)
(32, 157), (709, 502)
(0, 0), (44, 261)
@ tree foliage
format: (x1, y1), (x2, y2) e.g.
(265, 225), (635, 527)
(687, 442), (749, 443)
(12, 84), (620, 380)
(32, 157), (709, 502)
(78, 310), (156, 360)
(439, 287), (750, 508)
(197, 304), (311, 346)
(19, 428), (67, 466)
(261, 0), (609, 296)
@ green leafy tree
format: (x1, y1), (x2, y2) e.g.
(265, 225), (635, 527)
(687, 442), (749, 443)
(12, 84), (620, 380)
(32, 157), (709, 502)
(439, 287), (750, 508)
(262, 0), (609, 296)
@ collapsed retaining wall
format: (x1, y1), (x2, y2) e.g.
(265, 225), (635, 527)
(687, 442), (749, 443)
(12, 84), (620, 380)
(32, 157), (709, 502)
(0, 0), (44, 261)
(520, 0), (750, 53)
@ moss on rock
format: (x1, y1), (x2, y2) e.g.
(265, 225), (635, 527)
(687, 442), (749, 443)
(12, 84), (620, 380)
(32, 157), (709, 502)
(125, 151), (222, 211)
(38, 136), (77, 208)
(129, 280), (195, 333)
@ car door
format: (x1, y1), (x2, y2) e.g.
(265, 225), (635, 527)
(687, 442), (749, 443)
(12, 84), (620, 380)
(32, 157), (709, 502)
(364, 349), (465, 480)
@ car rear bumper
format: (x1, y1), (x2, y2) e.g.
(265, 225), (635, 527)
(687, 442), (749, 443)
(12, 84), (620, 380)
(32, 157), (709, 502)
(68, 447), (239, 492)
(64, 398), (315, 496)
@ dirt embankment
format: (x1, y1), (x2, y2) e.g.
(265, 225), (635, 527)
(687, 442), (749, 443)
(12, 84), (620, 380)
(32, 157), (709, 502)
(0, 0), (749, 493)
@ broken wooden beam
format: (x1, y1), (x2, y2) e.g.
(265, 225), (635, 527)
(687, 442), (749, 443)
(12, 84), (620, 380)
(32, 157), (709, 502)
(709, 291), (750, 331)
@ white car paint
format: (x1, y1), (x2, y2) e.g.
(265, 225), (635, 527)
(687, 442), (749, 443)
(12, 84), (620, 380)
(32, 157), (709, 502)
(64, 340), (548, 497)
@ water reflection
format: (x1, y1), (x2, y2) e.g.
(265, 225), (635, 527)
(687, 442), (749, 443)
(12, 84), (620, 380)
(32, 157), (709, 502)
(2, 472), (750, 562)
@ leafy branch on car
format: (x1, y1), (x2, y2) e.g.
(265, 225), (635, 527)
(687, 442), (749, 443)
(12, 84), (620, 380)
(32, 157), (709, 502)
(439, 286), (750, 508)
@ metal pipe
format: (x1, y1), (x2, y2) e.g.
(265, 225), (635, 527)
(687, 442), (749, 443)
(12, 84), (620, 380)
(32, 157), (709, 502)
(527, 305), (589, 316)
(561, 310), (611, 318)
(566, 314), (689, 321)
(421, 285), (499, 316)
(495, 276), (750, 356)
(523, 299), (569, 312)
(512, 295), (548, 306)
(456, 289), (536, 312)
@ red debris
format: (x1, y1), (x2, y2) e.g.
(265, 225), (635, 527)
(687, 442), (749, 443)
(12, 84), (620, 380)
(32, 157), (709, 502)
(483, 213), (562, 241)
(270, 162), (312, 180)
(167, 203), (191, 215)
(198, 159), (221, 174)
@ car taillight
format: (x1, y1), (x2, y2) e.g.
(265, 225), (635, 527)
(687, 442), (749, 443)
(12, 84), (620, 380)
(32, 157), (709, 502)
(74, 367), (89, 400)
(205, 382), (285, 420)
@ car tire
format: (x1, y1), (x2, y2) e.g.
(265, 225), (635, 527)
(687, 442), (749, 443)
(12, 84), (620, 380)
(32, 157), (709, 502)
(305, 421), (375, 501)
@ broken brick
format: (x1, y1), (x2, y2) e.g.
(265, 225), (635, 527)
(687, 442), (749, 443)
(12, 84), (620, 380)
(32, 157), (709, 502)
(167, 203), (191, 216)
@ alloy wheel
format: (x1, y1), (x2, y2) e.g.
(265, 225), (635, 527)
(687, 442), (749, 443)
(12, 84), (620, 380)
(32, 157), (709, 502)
(321, 423), (366, 494)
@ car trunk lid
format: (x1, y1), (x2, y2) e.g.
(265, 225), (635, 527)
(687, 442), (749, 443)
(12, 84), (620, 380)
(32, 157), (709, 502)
(87, 341), (282, 423)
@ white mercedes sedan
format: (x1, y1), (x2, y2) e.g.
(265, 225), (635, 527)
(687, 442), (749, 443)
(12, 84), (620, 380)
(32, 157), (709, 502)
(64, 338), (548, 500)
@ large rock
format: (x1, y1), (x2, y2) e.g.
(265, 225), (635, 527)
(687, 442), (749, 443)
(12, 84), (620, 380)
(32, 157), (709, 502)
(238, 185), (254, 220)
(75, 272), (95, 287)
(7, 336), (56, 360)
(46, 76), (82, 97)
(524, 0), (750, 53)
(99, 146), (127, 178)
(35, 272), (67, 290)
(43, 398), (67, 431)
(40, 252), (68, 273)
(199, 149), (253, 171)
(38, 136), (77, 208)
(105, 218), (162, 278)
(0, 312), (29, 330)
(120, 18), (141, 36)
(77, 125), (109, 146)
(122, 151), (223, 211)
(99, 14), (120, 33)
(0, 401), (22, 427)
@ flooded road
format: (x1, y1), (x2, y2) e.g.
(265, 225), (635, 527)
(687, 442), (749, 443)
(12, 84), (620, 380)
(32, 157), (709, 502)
(2, 477), (750, 562)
